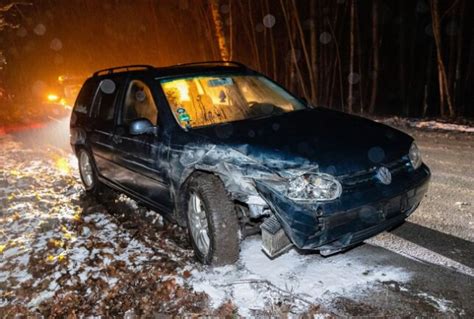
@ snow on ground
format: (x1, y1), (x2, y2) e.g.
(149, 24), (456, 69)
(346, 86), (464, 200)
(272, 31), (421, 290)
(377, 117), (474, 133)
(189, 237), (410, 316)
(0, 136), (207, 316)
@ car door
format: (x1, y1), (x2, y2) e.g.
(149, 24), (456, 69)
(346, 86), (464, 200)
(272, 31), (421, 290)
(112, 77), (172, 211)
(88, 76), (124, 181)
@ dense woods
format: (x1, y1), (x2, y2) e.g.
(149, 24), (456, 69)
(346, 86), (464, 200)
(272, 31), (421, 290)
(0, 0), (473, 118)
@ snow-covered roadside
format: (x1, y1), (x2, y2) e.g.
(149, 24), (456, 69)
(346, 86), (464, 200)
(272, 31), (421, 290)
(376, 117), (474, 133)
(188, 237), (410, 316)
(0, 136), (207, 316)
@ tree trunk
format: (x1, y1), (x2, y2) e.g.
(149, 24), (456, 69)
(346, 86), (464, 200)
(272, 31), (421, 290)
(200, 2), (220, 60)
(355, 1), (364, 113)
(399, 1), (407, 115)
(430, 0), (454, 117)
(327, 1), (347, 109)
(423, 44), (435, 117)
(264, 0), (277, 80)
(347, 0), (356, 113)
(326, 13), (345, 110)
(260, 2), (268, 74)
(280, 0), (308, 99)
(454, 0), (465, 110)
(369, 0), (379, 114)
(309, 0), (318, 105)
(210, 0), (230, 61)
(447, 4), (457, 109)
(247, 0), (262, 70)
(291, 0), (316, 104)
(237, 1), (261, 70)
(407, 2), (419, 114)
(228, 0), (233, 60)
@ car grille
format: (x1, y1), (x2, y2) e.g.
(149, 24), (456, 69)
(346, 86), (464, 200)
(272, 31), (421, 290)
(338, 158), (410, 192)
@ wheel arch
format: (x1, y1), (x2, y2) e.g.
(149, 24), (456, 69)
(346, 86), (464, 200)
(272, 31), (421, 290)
(175, 169), (228, 227)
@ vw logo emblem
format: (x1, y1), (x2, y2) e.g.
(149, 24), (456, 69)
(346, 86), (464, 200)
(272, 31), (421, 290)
(376, 167), (392, 185)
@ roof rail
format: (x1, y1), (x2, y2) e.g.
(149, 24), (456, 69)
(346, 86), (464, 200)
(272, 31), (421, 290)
(93, 65), (155, 77)
(173, 61), (247, 68)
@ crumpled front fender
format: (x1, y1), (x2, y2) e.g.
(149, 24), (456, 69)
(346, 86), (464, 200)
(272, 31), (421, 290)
(255, 180), (321, 248)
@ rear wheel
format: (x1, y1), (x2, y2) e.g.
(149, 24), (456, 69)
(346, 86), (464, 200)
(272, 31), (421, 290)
(185, 173), (240, 265)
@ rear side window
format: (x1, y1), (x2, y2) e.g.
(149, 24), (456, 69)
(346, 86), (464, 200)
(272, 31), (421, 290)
(73, 79), (96, 114)
(123, 80), (158, 125)
(92, 79), (120, 123)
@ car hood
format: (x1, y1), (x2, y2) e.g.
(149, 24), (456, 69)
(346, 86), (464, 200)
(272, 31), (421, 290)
(188, 108), (413, 175)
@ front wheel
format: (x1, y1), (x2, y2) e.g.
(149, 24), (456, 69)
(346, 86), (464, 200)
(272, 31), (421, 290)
(185, 173), (240, 265)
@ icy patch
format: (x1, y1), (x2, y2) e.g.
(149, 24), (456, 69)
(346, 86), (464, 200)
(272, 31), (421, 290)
(418, 292), (455, 313)
(189, 237), (410, 316)
(399, 286), (458, 314)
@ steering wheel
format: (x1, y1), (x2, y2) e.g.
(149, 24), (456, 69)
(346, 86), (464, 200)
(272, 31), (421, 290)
(247, 101), (284, 117)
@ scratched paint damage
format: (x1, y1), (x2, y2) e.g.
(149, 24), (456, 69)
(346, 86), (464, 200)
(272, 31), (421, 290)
(155, 129), (429, 257)
(169, 143), (312, 203)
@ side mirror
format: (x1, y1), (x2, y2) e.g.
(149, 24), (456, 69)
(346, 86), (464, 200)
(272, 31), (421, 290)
(129, 118), (157, 135)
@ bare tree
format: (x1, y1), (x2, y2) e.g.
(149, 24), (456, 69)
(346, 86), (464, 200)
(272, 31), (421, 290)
(422, 44), (435, 117)
(264, 0), (277, 80)
(347, 0), (356, 113)
(309, 0), (318, 105)
(430, 0), (454, 117)
(280, 0), (308, 99)
(1, 2), (26, 71)
(326, 1), (347, 110)
(291, 0), (317, 104)
(368, 0), (379, 113)
(454, 0), (465, 108)
(237, 1), (261, 70)
(399, 1), (407, 115)
(228, 0), (233, 60)
(1, 1), (30, 101)
(1, 3), (20, 30)
(355, 1), (364, 113)
(210, 0), (230, 61)
(247, 0), (261, 70)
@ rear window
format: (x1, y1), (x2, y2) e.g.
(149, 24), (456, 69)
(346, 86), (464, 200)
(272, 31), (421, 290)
(92, 79), (120, 122)
(73, 79), (97, 115)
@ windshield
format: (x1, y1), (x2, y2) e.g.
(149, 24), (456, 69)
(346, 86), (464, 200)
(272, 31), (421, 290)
(160, 75), (307, 129)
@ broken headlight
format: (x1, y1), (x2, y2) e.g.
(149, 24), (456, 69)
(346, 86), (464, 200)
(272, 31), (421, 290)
(408, 142), (422, 170)
(287, 173), (342, 202)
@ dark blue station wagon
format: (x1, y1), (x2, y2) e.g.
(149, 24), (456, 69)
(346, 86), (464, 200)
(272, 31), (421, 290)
(70, 62), (430, 265)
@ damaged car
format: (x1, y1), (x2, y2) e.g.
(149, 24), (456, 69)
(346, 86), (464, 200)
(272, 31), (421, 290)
(70, 62), (430, 265)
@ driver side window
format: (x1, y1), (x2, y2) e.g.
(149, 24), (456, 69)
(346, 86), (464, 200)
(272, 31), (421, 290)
(123, 80), (158, 126)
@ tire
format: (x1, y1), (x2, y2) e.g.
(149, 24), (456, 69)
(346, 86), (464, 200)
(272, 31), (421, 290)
(77, 147), (103, 196)
(185, 172), (240, 265)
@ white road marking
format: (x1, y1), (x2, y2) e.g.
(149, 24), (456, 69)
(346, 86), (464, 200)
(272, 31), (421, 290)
(365, 231), (474, 277)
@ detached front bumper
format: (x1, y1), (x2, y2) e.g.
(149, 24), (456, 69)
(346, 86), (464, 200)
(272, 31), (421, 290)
(256, 164), (430, 254)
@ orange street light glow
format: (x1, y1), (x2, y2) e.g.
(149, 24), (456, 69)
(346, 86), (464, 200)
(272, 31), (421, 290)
(47, 94), (59, 102)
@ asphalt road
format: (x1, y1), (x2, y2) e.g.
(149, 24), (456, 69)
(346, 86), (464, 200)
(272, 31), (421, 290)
(340, 127), (474, 316)
(1, 118), (473, 316)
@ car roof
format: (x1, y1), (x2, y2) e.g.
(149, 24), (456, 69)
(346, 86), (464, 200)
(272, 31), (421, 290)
(89, 61), (257, 81)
